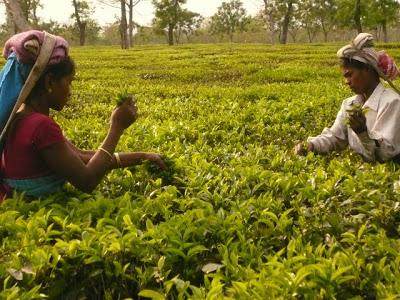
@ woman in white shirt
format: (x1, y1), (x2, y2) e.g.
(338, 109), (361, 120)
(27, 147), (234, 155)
(295, 33), (400, 162)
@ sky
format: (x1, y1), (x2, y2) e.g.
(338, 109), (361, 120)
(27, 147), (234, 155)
(0, 0), (263, 27)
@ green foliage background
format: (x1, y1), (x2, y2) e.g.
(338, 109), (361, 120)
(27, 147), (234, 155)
(1, 43), (400, 299)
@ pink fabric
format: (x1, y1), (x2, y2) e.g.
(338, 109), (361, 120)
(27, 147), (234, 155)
(2, 30), (69, 65)
(378, 51), (399, 81)
(1, 112), (66, 179)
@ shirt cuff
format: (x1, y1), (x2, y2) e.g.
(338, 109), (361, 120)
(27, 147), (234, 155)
(307, 137), (319, 152)
(357, 131), (372, 144)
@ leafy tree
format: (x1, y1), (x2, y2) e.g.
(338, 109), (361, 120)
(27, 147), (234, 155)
(336, 0), (365, 33)
(288, 1), (305, 43)
(261, 0), (298, 44)
(261, 0), (278, 43)
(133, 25), (167, 44)
(175, 10), (203, 43)
(315, 0), (337, 42)
(296, 0), (336, 43)
(279, 0), (296, 44)
(246, 14), (265, 33)
(152, 0), (200, 45)
(71, 0), (93, 45)
(354, 0), (362, 32)
(209, 0), (250, 42)
(2, 0), (32, 33)
(20, 0), (42, 26)
(297, 0), (319, 42)
(119, 0), (129, 48)
(73, 18), (101, 44)
(101, 21), (121, 45)
(38, 20), (66, 35)
(365, 0), (399, 42)
(99, 0), (143, 48)
(152, 0), (185, 45)
(126, 0), (142, 47)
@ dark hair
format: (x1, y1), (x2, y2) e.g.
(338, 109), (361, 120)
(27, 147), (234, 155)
(340, 57), (379, 79)
(28, 55), (75, 98)
(340, 57), (370, 70)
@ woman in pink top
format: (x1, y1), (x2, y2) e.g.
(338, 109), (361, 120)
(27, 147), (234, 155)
(0, 31), (165, 199)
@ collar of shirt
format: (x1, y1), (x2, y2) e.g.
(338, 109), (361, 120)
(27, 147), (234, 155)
(362, 82), (384, 112)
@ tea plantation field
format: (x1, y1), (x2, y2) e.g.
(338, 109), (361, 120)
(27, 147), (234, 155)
(1, 43), (400, 299)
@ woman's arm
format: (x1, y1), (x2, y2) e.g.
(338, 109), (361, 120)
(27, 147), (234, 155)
(113, 151), (166, 169)
(40, 100), (140, 193)
(294, 99), (349, 155)
(66, 139), (95, 163)
(307, 100), (349, 153)
(66, 139), (166, 170)
(41, 125), (122, 193)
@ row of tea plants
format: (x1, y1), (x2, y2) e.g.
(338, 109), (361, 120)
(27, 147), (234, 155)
(1, 43), (400, 299)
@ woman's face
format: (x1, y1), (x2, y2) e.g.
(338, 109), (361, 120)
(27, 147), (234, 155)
(342, 66), (374, 95)
(49, 74), (74, 111)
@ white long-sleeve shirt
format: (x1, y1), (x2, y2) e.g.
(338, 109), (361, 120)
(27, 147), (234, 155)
(307, 83), (400, 162)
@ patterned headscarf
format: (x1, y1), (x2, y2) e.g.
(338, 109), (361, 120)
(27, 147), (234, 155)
(337, 33), (399, 92)
(0, 30), (69, 148)
(3, 30), (69, 64)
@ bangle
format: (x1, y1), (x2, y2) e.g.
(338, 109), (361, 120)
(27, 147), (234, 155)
(114, 152), (122, 167)
(98, 147), (114, 161)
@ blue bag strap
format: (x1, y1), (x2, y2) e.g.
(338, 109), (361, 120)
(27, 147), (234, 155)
(0, 53), (32, 132)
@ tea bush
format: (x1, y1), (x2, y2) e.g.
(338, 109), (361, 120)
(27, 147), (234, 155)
(1, 43), (400, 299)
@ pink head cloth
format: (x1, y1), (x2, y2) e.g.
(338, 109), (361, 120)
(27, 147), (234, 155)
(2, 30), (69, 65)
(378, 51), (399, 81)
(337, 33), (399, 81)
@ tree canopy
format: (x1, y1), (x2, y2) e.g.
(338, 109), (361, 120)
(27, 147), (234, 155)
(152, 0), (202, 45)
(1, 0), (400, 45)
(210, 0), (250, 42)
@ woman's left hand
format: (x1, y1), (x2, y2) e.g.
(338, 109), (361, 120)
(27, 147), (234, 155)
(145, 153), (167, 170)
(348, 110), (367, 133)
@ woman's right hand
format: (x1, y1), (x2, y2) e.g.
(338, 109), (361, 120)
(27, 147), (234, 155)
(110, 95), (138, 131)
(294, 141), (313, 156)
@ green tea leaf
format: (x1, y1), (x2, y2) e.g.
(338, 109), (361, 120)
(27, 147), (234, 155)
(138, 289), (166, 300)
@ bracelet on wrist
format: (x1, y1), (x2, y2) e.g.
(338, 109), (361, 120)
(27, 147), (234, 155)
(98, 147), (114, 161)
(114, 152), (122, 167)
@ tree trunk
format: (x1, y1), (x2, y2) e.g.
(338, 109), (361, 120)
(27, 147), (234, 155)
(306, 28), (313, 43)
(354, 0), (362, 33)
(120, 0), (129, 49)
(5, 6), (17, 35)
(79, 22), (86, 46)
(321, 21), (328, 42)
(128, 0), (134, 47)
(168, 0), (179, 45)
(72, 0), (87, 46)
(374, 27), (380, 42)
(289, 29), (297, 43)
(31, 0), (40, 26)
(3, 0), (31, 32)
(174, 27), (181, 44)
(263, 0), (269, 43)
(263, 0), (275, 44)
(168, 24), (174, 45)
(280, 0), (293, 44)
(382, 21), (388, 43)
(269, 15), (276, 44)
